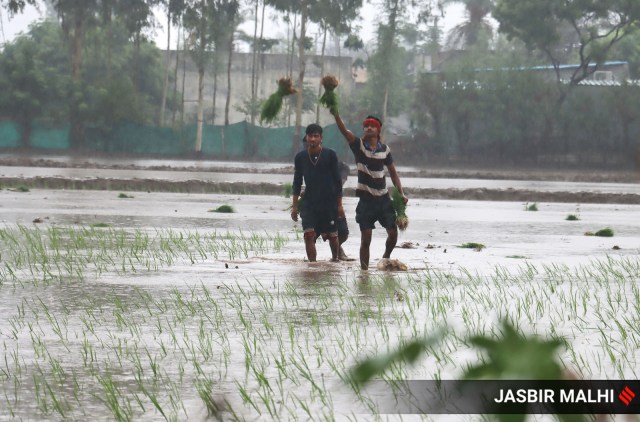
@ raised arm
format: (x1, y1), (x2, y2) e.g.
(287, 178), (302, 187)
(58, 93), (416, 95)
(387, 163), (408, 204)
(332, 111), (357, 144)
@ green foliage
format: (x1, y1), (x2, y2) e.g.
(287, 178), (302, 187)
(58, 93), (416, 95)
(260, 78), (297, 124)
(390, 187), (408, 230)
(525, 202), (538, 211)
(565, 214), (579, 221)
(118, 193), (134, 199)
(493, 0), (640, 85)
(594, 228), (614, 237)
(464, 321), (565, 380)
(459, 242), (485, 251)
(318, 75), (340, 115)
(0, 21), (69, 147)
(14, 185), (30, 192)
(90, 223), (112, 228)
(349, 332), (443, 387)
(282, 183), (293, 198)
(209, 205), (235, 213)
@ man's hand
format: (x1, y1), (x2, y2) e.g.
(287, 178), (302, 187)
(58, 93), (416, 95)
(337, 205), (345, 219)
(401, 193), (408, 205)
(291, 206), (298, 222)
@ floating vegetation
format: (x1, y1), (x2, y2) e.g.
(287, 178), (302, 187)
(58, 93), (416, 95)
(524, 202), (538, 211)
(594, 227), (614, 237)
(209, 205), (235, 213)
(566, 214), (580, 221)
(118, 193), (134, 198)
(90, 222), (112, 228)
(459, 242), (485, 251)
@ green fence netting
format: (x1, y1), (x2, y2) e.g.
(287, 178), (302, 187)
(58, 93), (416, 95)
(0, 120), (358, 160)
(0, 121), (19, 148)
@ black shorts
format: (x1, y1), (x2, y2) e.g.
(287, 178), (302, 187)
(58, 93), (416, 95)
(317, 216), (348, 240)
(300, 206), (338, 235)
(355, 196), (397, 230)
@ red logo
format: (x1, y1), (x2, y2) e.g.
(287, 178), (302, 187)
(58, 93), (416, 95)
(619, 386), (635, 406)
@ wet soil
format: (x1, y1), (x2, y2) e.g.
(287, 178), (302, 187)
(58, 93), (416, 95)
(1, 155), (640, 204)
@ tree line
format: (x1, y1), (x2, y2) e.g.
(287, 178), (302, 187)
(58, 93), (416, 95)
(1, 0), (639, 166)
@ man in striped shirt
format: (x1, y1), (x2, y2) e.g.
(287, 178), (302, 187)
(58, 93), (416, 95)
(331, 111), (409, 270)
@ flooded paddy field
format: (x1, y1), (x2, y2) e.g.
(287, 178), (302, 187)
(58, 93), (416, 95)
(1, 184), (640, 420)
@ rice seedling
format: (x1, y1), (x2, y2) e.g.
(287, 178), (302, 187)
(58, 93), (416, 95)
(209, 204), (235, 213)
(260, 77), (297, 124)
(118, 193), (134, 198)
(282, 183), (293, 198)
(319, 75), (340, 115)
(2, 220), (638, 421)
(594, 227), (614, 237)
(565, 214), (580, 221)
(524, 202), (538, 211)
(459, 242), (485, 251)
(389, 187), (408, 230)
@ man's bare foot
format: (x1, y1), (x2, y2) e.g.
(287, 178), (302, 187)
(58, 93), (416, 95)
(338, 247), (356, 261)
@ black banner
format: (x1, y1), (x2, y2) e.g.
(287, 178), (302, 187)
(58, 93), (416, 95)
(364, 380), (640, 414)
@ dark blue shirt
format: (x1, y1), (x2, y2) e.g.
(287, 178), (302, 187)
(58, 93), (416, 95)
(293, 148), (342, 210)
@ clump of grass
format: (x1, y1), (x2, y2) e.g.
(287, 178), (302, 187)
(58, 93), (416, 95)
(90, 222), (112, 228)
(13, 185), (30, 192)
(524, 202), (538, 211)
(118, 193), (134, 199)
(594, 227), (614, 237)
(209, 205), (235, 213)
(390, 187), (408, 231)
(460, 242), (485, 251)
(319, 75), (340, 114)
(565, 214), (580, 221)
(283, 183), (293, 198)
(506, 255), (527, 259)
(260, 77), (297, 124)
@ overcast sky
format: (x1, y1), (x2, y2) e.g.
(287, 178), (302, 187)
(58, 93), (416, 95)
(1, 2), (465, 50)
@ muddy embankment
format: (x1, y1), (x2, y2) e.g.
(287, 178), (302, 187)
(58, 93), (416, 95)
(1, 156), (640, 204)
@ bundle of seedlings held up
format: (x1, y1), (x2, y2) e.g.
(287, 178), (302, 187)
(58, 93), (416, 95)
(260, 77), (298, 124)
(390, 187), (408, 231)
(319, 75), (340, 114)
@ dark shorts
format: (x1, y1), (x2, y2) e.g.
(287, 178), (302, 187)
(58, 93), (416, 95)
(355, 196), (397, 231)
(317, 216), (348, 240)
(300, 206), (338, 235)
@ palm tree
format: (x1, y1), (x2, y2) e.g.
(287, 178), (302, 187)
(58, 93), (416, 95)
(444, 0), (494, 49)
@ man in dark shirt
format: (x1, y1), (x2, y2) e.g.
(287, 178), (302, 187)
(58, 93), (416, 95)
(291, 124), (343, 262)
(330, 111), (408, 270)
(301, 136), (353, 261)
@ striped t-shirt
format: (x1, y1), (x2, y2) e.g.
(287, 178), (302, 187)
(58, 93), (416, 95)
(349, 137), (393, 200)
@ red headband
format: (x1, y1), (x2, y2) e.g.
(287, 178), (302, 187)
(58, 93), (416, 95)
(363, 118), (381, 130)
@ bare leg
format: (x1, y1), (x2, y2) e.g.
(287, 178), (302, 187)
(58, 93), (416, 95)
(360, 229), (372, 270)
(304, 230), (317, 262)
(328, 234), (339, 261)
(383, 227), (398, 259)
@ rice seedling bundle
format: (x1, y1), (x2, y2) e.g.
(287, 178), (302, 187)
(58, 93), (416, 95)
(390, 187), (408, 230)
(319, 75), (340, 114)
(260, 78), (297, 124)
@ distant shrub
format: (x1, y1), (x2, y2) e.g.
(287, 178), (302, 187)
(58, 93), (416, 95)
(459, 242), (485, 251)
(210, 205), (235, 213)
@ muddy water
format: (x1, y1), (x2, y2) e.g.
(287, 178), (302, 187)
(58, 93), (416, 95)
(1, 188), (640, 420)
(3, 165), (640, 194)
